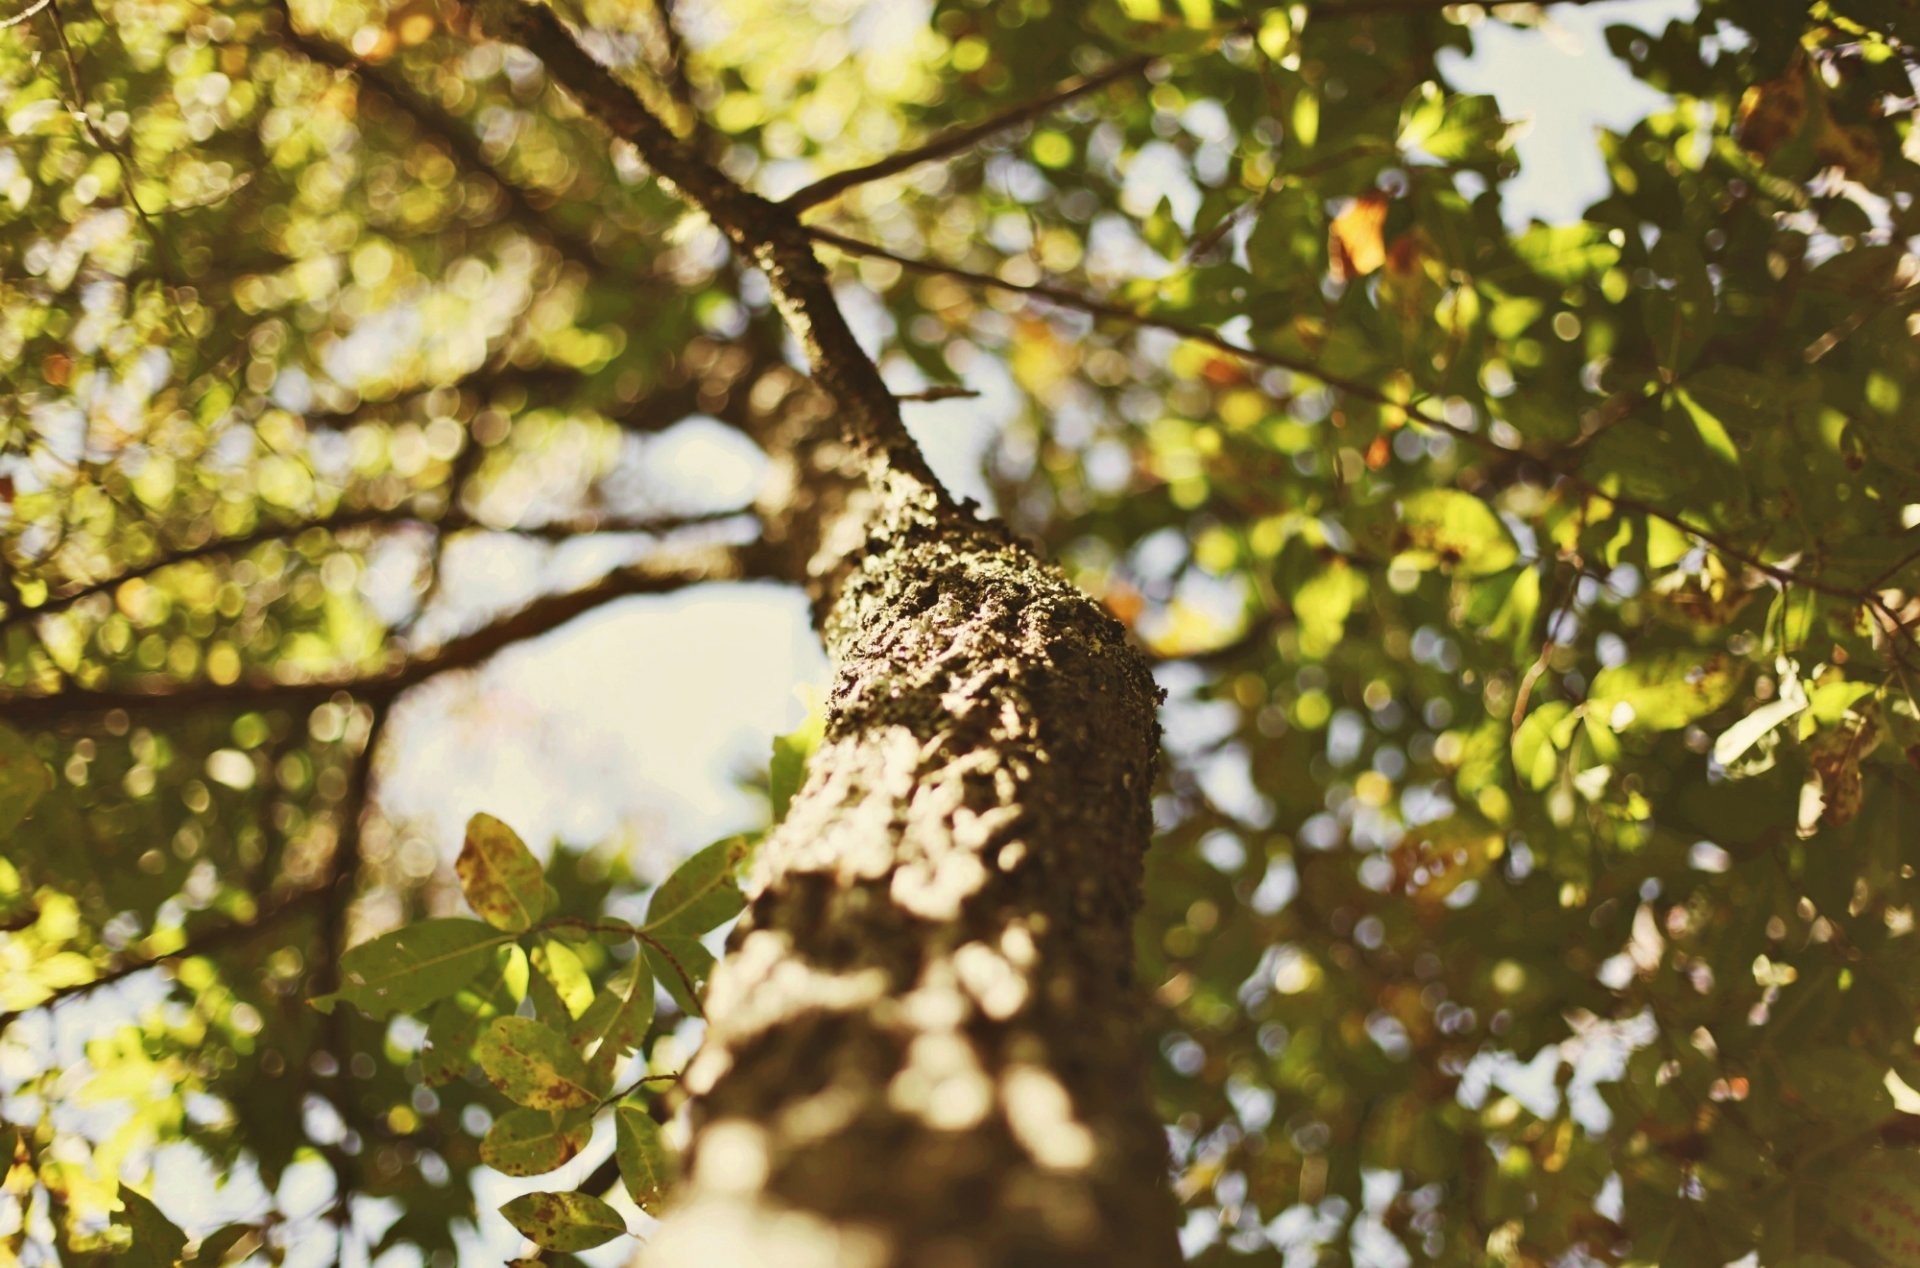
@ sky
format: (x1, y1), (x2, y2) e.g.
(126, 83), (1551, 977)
(11, 1), (1698, 1262)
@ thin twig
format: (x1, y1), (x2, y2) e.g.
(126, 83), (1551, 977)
(783, 52), (1158, 212)
(0, 887), (331, 1036)
(1512, 557), (1582, 728)
(267, 0), (606, 268)
(895, 386), (981, 403)
(1, 543), (766, 725)
(4, 504), (748, 638)
(41, 2), (191, 337)
(648, 0), (708, 148)
(473, 0), (941, 488)
(2, 0), (52, 30)
(634, 929), (701, 1016)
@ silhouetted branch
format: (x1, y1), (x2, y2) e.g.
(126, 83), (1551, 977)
(469, 0), (941, 488)
(300, 365), (591, 431)
(267, 0), (605, 268)
(783, 52), (1158, 212)
(316, 701), (388, 1244)
(3, 502), (749, 641)
(41, 2), (191, 338)
(895, 386), (980, 403)
(5, 506), (425, 634)
(1, 542), (767, 725)
(0, 887), (331, 1035)
(1306, 0), (1614, 14)
(649, 0), (708, 146)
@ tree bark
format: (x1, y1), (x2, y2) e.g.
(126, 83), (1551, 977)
(650, 487), (1180, 1268)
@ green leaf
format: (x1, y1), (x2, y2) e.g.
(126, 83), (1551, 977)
(645, 934), (715, 1017)
(1588, 654), (1739, 732)
(573, 957), (655, 1079)
(770, 723), (818, 825)
(475, 1016), (602, 1109)
(1512, 702), (1571, 790)
(1808, 678), (1876, 724)
(187, 1223), (255, 1265)
(615, 1105), (678, 1213)
(499, 1190), (628, 1252)
(643, 837), (747, 937)
(1645, 517), (1693, 570)
(112, 1187), (187, 1268)
(1766, 585), (1822, 652)
(421, 950), (517, 1086)
(458, 812), (548, 933)
(315, 919), (510, 1018)
(1398, 83), (1508, 163)
(1644, 235), (1715, 377)
(1397, 490), (1518, 575)
(480, 1107), (593, 1177)
(1292, 564), (1366, 658)
(1509, 223), (1620, 284)
(1466, 565), (1541, 660)
(0, 723), (52, 837)
(530, 939), (593, 1021)
(1671, 388), (1743, 486)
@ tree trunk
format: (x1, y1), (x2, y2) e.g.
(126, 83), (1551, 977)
(645, 483), (1179, 1268)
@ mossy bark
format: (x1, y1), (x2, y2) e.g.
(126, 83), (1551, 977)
(645, 482), (1179, 1268)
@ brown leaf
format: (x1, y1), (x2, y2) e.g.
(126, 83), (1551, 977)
(1815, 118), (1881, 184)
(1329, 192), (1390, 283)
(1736, 63), (1808, 159)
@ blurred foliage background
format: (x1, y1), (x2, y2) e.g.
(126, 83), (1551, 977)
(6, 0), (1920, 1263)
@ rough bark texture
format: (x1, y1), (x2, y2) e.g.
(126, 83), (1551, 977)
(648, 488), (1180, 1268)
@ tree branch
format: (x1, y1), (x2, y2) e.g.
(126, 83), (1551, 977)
(782, 52), (1159, 212)
(0, 887), (330, 1036)
(468, 0), (943, 494)
(1306, 0), (1615, 14)
(803, 227), (1920, 658)
(2, 501), (748, 641)
(267, 0), (605, 269)
(4, 506), (425, 634)
(299, 365), (591, 431)
(0, 542), (766, 726)
(647, 0), (709, 149)
(315, 699), (388, 1245)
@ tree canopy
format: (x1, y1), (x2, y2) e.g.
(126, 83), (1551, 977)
(5, 0), (1920, 1264)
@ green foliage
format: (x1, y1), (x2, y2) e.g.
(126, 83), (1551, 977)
(313, 918), (512, 1017)
(0, 722), (52, 835)
(5, 0), (1920, 1262)
(615, 1104), (678, 1213)
(641, 835), (748, 936)
(110, 1187), (187, 1267)
(457, 812), (551, 932)
(475, 1015), (602, 1110)
(498, 1189), (629, 1251)
(478, 1107), (593, 1176)
(573, 956), (656, 1080)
